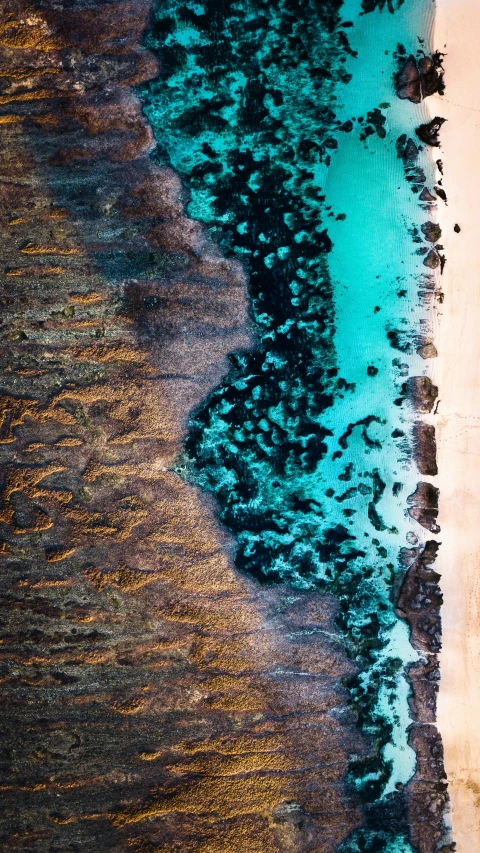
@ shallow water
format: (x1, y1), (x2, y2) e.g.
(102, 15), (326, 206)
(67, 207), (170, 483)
(140, 0), (437, 847)
(322, 0), (437, 798)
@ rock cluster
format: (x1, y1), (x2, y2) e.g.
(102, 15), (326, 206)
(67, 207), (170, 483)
(394, 33), (451, 853)
(416, 117), (447, 147)
(396, 542), (454, 853)
(402, 375), (439, 414)
(396, 54), (444, 103)
(406, 482), (440, 533)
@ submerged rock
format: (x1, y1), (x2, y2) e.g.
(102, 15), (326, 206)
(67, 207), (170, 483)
(360, 107), (387, 140)
(419, 187), (437, 203)
(396, 134), (419, 163)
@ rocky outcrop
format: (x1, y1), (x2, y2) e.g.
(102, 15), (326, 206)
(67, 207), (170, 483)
(407, 482), (440, 533)
(423, 248), (441, 269)
(396, 135), (420, 164)
(0, 2), (363, 852)
(416, 117), (447, 147)
(396, 55), (444, 103)
(419, 186), (437, 204)
(396, 134), (433, 196)
(422, 221), (442, 243)
(412, 422), (438, 476)
(418, 341), (438, 359)
(435, 185), (448, 203)
(402, 376), (439, 414)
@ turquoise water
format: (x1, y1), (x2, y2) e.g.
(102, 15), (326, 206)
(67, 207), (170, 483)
(140, 0), (436, 848)
(322, 0), (436, 801)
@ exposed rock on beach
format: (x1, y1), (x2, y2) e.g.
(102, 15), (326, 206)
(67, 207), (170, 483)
(424, 248), (441, 269)
(422, 221), (442, 243)
(420, 187), (437, 204)
(413, 422), (438, 476)
(416, 117), (447, 147)
(396, 541), (453, 853)
(396, 54), (445, 103)
(407, 482), (440, 533)
(418, 341), (438, 359)
(402, 376), (439, 413)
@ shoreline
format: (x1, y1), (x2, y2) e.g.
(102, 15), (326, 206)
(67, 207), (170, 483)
(431, 1), (480, 849)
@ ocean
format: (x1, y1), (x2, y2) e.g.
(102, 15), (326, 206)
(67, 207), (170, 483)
(140, 0), (438, 848)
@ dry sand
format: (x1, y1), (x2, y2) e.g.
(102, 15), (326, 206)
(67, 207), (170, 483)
(430, 1), (480, 849)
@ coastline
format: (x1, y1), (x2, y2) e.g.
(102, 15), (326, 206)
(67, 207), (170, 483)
(0, 1), (476, 850)
(431, 1), (480, 849)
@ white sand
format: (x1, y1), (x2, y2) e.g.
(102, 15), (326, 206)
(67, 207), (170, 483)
(430, 1), (480, 849)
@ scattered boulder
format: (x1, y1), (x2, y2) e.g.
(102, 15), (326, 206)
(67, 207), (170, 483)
(406, 166), (426, 185)
(419, 187), (436, 203)
(418, 342), (438, 359)
(396, 136), (429, 194)
(435, 185), (448, 203)
(421, 221), (442, 243)
(423, 249), (440, 269)
(418, 55), (444, 96)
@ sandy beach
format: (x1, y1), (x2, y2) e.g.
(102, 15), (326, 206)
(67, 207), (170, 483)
(431, 1), (480, 849)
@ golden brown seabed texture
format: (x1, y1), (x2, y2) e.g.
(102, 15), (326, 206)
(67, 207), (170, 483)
(0, 2), (450, 852)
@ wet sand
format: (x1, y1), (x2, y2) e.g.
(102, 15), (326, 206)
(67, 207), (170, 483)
(431, 1), (480, 849)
